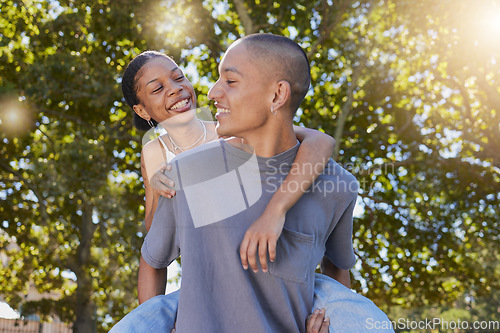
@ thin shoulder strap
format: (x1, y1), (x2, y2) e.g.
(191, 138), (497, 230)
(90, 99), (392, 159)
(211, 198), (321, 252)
(157, 135), (173, 163)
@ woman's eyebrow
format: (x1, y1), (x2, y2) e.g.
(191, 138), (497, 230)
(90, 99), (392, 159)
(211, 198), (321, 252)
(146, 78), (159, 86)
(146, 67), (182, 86)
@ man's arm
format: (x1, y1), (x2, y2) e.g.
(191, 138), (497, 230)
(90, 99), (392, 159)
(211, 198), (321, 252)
(320, 256), (351, 288)
(138, 255), (167, 304)
(240, 126), (335, 272)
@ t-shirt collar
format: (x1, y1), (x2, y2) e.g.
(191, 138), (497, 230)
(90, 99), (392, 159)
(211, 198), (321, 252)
(220, 138), (300, 167)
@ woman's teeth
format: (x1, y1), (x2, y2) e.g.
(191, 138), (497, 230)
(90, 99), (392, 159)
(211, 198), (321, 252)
(217, 108), (230, 113)
(170, 99), (189, 110)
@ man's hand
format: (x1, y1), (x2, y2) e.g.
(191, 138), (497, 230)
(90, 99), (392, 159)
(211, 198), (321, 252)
(306, 308), (330, 333)
(239, 208), (286, 273)
(150, 163), (176, 198)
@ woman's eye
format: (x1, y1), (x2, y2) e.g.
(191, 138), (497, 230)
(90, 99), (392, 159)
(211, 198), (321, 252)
(226, 80), (236, 85)
(153, 86), (163, 93)
(175, 75), (185, 81)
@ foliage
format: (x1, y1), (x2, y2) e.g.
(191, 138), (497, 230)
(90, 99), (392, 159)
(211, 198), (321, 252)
(1, 0), (499, 331)
(0, 0), (156, 331)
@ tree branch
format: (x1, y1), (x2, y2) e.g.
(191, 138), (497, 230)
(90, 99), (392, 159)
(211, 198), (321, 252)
(307, 0), (349, 59)
(231, 0), (255, 34)
(356, 158), (416, 177)
(0, 160), (50, 225)
(332, 63), (364, 160)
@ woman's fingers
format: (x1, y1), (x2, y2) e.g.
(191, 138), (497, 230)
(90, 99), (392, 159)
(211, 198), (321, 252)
(306, 308), (329, 333)
(151, 163), (176, 197)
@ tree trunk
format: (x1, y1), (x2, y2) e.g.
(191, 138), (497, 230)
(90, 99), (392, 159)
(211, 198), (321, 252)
(72, 204), (97, 333)
(73, 284), (94, 333)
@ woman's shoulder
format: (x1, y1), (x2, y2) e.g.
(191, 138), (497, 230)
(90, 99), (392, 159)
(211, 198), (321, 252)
(142, 135), (170, 155)
(141, 135), (173, 169)
(141, 137), (171, 181)
(142, 137), (160, 156)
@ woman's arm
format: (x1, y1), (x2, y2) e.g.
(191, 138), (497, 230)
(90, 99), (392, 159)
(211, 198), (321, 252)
(239, 126), (335, 272)
(142, 139), (177, 230)
(273, 125), (335, 212)
(142, 152), (159, 232)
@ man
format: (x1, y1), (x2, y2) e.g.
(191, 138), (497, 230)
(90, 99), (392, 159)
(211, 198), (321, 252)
(115, 34), (358, 332)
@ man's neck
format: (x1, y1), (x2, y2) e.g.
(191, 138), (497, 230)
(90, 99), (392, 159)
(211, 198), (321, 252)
(232, 121), (297, 158)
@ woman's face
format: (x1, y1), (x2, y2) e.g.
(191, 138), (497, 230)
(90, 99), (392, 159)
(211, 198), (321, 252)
(133, 57), (197, 124)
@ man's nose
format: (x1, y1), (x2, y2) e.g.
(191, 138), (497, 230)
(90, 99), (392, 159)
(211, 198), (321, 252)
(208, 80), (221, 101)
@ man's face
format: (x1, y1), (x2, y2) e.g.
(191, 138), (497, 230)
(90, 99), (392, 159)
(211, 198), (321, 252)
(208, 42), (275, 139)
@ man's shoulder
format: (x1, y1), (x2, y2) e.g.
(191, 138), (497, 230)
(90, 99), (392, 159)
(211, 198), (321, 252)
(323, 158), (356, 179)
(317, 159), (359, 197)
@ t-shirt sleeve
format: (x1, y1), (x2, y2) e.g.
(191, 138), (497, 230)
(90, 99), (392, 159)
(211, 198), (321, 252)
(324, 194), (357, 270)
(141, 183), (180, 269)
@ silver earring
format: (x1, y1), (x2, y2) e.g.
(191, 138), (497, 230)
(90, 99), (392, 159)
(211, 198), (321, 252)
(147, 119), (159, 136)
(271, 106), (277, 115)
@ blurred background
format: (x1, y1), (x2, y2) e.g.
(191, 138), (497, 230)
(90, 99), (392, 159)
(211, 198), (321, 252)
(0, 0), (499, 332)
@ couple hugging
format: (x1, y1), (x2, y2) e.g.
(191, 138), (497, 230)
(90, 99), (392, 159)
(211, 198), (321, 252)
(111, 33), (392, 333)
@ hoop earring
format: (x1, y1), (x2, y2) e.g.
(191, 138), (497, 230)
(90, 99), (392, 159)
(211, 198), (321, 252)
(147, 119), (159, 136)
(271, 106), (277, 115)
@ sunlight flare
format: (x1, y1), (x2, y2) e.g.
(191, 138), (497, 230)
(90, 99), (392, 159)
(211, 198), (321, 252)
(0, 97), (34, 137)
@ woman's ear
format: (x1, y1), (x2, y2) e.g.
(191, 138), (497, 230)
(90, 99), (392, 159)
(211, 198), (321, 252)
(271, 80), (291, 112)
(133, 104), (150, 120)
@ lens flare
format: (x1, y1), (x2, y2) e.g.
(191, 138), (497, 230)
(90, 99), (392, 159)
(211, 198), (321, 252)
(0, 97), (34, 137)
(487, 13), (500, 32)
(474, 4), (500, 41)
(480, 11), (500, 35)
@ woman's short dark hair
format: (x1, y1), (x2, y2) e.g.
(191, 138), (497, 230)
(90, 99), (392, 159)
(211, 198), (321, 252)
(121, 51), (175, 131)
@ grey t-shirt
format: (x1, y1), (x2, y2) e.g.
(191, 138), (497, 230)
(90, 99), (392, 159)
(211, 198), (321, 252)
(142, 139), (358, 332)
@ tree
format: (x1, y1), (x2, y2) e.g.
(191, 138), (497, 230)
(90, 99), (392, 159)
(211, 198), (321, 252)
(1, 0), (498, 330)
(0, 0), (157, 331)
(144, 0), (499, 313)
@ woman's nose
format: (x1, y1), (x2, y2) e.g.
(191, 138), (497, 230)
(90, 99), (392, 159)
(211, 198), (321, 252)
(168, 82), (183, 96)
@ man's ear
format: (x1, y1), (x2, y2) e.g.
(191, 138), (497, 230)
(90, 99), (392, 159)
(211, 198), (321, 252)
(133, 104), (150, 120)
(271, 80), (291, 112)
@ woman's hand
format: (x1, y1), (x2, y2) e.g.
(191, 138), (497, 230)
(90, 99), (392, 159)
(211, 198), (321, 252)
(239, 207), (286, 273)
(150, 163), (176, 198)
(306, 308), (330, 333)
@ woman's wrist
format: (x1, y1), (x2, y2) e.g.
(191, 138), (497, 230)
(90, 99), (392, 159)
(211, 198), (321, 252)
(265, 195), (290, 217)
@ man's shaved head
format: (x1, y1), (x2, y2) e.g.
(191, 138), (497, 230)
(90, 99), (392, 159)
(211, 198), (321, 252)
(235, 33), (311, 114)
